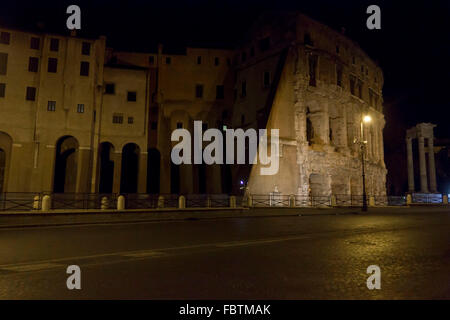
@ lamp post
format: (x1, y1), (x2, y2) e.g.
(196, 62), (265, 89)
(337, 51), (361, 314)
(360, 115), (372, 212)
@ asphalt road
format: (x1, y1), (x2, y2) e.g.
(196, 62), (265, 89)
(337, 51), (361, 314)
(0, 208), (449, 299)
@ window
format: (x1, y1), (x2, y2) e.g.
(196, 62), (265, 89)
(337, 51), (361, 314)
(50, 38), (59, 51)
(195, 84), (204, 98)
(304, 33), (314, 46)
(127, 91), (137, 102)
(48, 58), (57, 73)
(113, 113), (123, 124)
(352, 56), (356, 65)
(81, 42), (91, 55)
(214, 57), (219, 66)
(149, 56), (155, 65)
(30, 37), (40, 49)
(47, 101), (56, 112)
(216, 85), (224, 99)
(259, 37), (270, 52)
(241, 80), (247, 98)
(263, 71), (271, 88)
(0, 83), (5, 98)
(80, 61), (89, 76)
(197, 56), (202, 64)
(105, 83), (115, 94)
(0, 53), (8, 75)
(176, 122), (183, 129)
(165, 57), (171, 64)
(26, 87), (36, 101)
(349, 75), (356, 95)
(357, 80), (363, 99)
(336, 45), (340, 54)
(0, 32), (10, 44)
(77, 104), (85, 113)
(151, 121), (157, 130)
(28, 57), (39, 72)
(336, 64), (343, 87)
(308, 54), (318, 87)
(128, 117), (134, 124)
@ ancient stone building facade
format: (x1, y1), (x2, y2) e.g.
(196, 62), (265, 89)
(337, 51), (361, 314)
(0, 11), (387, 196)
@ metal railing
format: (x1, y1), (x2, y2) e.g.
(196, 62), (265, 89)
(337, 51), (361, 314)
(412, 193), (442, 204)
(0, 193), (41, 211)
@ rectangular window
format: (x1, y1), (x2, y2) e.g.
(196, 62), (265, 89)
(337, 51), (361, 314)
(113, 113), (123, 124)
(30, 37), (40, 49)
(214, 57), (219, 66)
(127, 91), (137, 102)
(149, 56), (155, 65)
(308, 54), (318, 87)
(0, 52), (8, 75)
(216, 85), (224, 99)
(197, 56), (202, 64)
(349, 75), (356, 95)
(241, 80), (247, 98)
(28, 57), (39, 72)
(77, 104), (85, 113)
(48, 57), (57, 73)
(50, 38), (59, 51)
(176, 122), (183, 129)
(358, 80), (363, 99)
(263, 71), (271, 88)
(0, 83), (5, 98)
(165, 57), (171, 64)
(80, 61), (89, 76)
(0, 32), (10, 44)
(81, 42), (91, 55)
(128, 117), (134, 124)
(26, 87), (36, 101)
(304, 33), (314, 46)
(195, 84), (204, 98)
(105, 83), (115, 94)
(47, 101), (56, 112)
(336, 65), (343, 87)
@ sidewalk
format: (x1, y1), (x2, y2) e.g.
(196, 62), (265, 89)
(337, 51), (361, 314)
(0, 206), (448, 229)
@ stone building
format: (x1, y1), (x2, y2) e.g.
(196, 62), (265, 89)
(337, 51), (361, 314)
(0, 11), (387, 196)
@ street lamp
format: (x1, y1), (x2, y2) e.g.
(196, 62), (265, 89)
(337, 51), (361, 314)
(360, 115), (372, 212)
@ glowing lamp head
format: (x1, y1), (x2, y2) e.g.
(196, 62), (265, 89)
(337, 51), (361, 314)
(240, 180), (244, 185)
(363, 115), (372, 123)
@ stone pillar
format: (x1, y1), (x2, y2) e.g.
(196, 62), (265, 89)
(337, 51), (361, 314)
(406, 137), (415, 192)
(112, 151), (122, 193)
(418, 136), (428, 193)
(138, 152), (148, 193)
(427, 138), (437, 193)
(76, 148), (91, 193)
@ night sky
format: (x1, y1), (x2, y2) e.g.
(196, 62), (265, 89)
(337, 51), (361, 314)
(1, 0), (449, 193)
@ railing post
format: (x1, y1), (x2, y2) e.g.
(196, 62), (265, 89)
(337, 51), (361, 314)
(207, 196), (211, 208)
(178, 195), (186, 209)
(369, 195), (375, 207)
(229, 196), (236, 208)
(246, 195), (253, 207)
(41, 195), (51, 211)
(117, 195), (125, 210)
(158, 195), (165, 208)
(406, 194), (412, 205)
(289, 194), (295, 207)
(331, 195), (337, 207)
(443, 194), (448, 205)
(101, 196), (109, 210)
(33, 195), (40, 210)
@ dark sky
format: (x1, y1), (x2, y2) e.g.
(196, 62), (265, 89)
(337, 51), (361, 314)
(1, 0), (449, 144)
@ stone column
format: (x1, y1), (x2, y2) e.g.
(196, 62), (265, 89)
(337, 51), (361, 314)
(418, 136), (428, 193)
(427, 138), (437, 193)
(406, 137), (415, 192)
(76, 147), (91, 193)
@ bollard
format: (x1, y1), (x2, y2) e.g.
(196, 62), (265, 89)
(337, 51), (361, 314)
(41, 195), (51, 211)
(117, 195), (125, 210)
(33, 195), (40, 210)
(331, 195), (337, 207)
(369, 196), (375, 207)
(207, 196), (211, 208)
(443, 194), (448, 205)
(101, 196), (109, 210)
(157, 195), (165, 208)
(406, 194), (412, 205)
(247, 195), (253, 207)
(229, 196), (236, 208)
(289, 195), (295, 207)
(178, 195), (186, 209)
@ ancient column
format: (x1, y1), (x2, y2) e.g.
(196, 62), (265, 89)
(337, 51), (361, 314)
(428, 137), (437, 193)
(418, 136), (428, 193)
(406, 137), (414, 192)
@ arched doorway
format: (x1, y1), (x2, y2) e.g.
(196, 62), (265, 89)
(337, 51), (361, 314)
(54, 136), (79, 193)
(170, 162), (180, 194)
(147, 148), (160, 194)
(120, 143), (139, 193)
(99, 142), (115, 193)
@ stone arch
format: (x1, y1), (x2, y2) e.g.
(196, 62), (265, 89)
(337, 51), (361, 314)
(99, 142), (115, 194)
(120, 143), (140, 193)
(0, 131), (13, 193)
(147, 148), (161, 194)
(53, 136), (79, 193)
